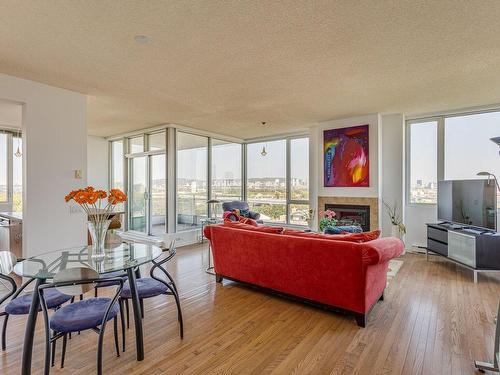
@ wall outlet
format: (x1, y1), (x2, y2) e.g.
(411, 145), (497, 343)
(74, 169), (82, 179)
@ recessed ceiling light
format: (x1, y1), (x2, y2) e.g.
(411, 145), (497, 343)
(134, 35), (151, 44)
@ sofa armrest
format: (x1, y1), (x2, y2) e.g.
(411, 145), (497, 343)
(203, 225), (213, 240)
(361, 238), (404, 265)
(248, 211), (261, 220)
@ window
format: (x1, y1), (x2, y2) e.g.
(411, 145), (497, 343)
(246, 137), (310, 225)
(211, 139), (242, 201)
(444, 112), (500, 181)
(408, 120), (438, 204)
(13, 135), (22, 212)
(111, 140), (124, 190)
(0, 134), (7, 202)
(289, 137), (309, 225)
(176, 132), (208, 231)
(148, 132), (166, 151)
(247, 140), (286, 222)
(129, 136), (144, 153)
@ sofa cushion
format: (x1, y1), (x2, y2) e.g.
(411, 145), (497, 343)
(223, 221), (283, 233)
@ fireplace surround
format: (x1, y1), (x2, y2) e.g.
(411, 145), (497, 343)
(325, 204), (370, 232)
(318, 196), (379, 231)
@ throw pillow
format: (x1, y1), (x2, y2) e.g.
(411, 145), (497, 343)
(239, 217), (259, 226)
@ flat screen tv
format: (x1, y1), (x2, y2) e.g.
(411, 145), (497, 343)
(438, 179), (497, 230)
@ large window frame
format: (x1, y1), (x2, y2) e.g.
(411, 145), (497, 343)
(406, 107), (500, 206)
(109, 127), (310, 235)
(244, 134), (309, 226)
(0, 130), (22, 211)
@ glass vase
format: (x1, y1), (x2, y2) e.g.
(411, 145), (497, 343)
(88, 219), (111, 259)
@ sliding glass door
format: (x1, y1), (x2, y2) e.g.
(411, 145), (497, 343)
(129, 156), (148, 233)
(126, 132), (167, 236)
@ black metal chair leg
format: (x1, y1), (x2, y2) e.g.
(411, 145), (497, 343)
(61, 334), (67, 368)
(97, 327), (105, 375)
(43, 328), (51, 375)
(1, 314), (9, 351)
(165, 270), (178, 294)
(125, 299), (130, 329)
(140, 299), (144, 318)
(119, 300), (126, 352)
(95, 288), (98, 298)
(51, 331), (57, 367)
(113, 317), (120, 357)
(165, 283), (183, 339)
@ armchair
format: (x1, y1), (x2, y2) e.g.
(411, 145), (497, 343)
(221, 201), (263, 223)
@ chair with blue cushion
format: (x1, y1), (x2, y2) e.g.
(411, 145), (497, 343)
(38, 267), (123, 375)
(119, 240), (183, 341)
(0, 251), (71, 352)
(222, 201), (263, 223)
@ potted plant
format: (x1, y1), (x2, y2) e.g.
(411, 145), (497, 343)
(319, 209), (338, 232)
(383, 200), (406, 240)
(65, 186), (127, 259)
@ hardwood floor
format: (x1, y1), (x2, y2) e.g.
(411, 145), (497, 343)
(1, 243), (499, 374)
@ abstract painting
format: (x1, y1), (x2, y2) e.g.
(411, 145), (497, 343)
(324, 124), (369, 187)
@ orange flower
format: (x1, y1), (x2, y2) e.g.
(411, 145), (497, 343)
(96, 190), (107, 199)
(74, 190), (89, 205)
(108, 188), (127, 205)
(87, 191), (99, 205)
(65, 190), (78, 202)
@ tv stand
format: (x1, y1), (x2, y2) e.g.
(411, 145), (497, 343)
(426, 223), (500, 283)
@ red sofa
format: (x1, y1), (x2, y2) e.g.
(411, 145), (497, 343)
(203, 224), (404, 327)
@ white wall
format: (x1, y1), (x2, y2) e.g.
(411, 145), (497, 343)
(380, 114), (405, 238)
(0, 73), (87, 257)
(87, 136), (108, 190)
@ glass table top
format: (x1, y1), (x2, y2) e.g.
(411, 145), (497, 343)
(14, 242), (163, 279)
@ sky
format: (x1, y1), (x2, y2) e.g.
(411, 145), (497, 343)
(411, 112), (500, 186)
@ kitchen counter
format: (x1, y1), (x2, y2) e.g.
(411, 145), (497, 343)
(0, 211), (22, 222)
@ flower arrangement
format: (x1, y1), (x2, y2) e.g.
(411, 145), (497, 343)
(319, 209), (338, 232)
(383, 200), (406, 237)
(65, 186), (127, 258)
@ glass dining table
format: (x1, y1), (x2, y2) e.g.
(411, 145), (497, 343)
(13, 242), (163, 375)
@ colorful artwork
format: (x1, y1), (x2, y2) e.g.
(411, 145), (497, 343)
(324, 125), (369, 187)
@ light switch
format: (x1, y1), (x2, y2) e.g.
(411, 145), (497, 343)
(74, 170), (82, 179)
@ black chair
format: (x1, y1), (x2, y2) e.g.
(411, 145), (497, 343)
(39, 267), (123, 375)
(119, 240), (183, 342)
(0, 251), (71, 351)
(221, 201), (263, 223)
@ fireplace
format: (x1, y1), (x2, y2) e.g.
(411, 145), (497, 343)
(325, 204), (370, 232)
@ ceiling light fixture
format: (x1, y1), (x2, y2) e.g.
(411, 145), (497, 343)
(134, 35), (151, 44)
(14, 130), (21, 158)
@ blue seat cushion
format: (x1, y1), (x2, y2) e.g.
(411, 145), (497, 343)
(50, 298), (119, 333)
(324, 225), (363, 234)
(97, 270), (128, 288)
(5, 289), (71, 315)
(121, 278), (168, 299)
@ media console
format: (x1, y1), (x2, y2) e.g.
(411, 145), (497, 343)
(426, 222), (500, 283)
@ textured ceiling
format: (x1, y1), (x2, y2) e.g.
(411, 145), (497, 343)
(1, 1), (500, 138)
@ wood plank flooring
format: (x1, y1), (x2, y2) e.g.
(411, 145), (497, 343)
(1, 243), (499, 374)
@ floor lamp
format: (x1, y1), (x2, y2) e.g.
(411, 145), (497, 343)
(475, 136), (500, 373)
